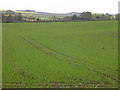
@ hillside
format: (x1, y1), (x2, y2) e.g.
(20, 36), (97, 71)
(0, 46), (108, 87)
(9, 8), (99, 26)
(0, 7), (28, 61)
(15, 10), (81, 18)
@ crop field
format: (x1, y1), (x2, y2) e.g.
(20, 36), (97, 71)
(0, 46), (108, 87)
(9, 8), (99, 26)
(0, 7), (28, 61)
(2, 20), (118, 88)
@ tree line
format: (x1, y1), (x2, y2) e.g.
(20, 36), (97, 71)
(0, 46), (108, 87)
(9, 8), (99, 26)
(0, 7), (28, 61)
(59, 12), (119, 21)
(2, 10), (120, 23)
(2, 10), (23, 23)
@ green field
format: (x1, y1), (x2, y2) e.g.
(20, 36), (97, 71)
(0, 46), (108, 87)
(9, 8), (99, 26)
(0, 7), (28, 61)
(2, 21), (118, 88)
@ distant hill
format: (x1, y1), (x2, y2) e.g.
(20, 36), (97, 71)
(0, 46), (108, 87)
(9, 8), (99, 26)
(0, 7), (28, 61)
(15, 10), (67, 18)
(15, 10), (81, 18)
(60, 12), (81, 16)
(16, 10), (36, 12)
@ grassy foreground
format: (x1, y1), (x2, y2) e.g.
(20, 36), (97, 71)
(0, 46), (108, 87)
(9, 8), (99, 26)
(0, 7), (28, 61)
(2, 20), (118, 88)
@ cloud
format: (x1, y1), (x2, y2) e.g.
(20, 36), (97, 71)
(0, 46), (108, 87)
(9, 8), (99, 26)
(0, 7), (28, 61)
(0, 0), (119, 13)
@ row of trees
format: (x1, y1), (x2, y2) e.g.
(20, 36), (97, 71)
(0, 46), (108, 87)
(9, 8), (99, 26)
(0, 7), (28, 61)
(2, 13), (22, 23)
(2, 10), (120, 23)
(2, 10), (38, 23)
(59, 12), (118, 21)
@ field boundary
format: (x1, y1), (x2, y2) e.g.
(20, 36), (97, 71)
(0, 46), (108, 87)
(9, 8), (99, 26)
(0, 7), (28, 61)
(118, 1), (120, 89)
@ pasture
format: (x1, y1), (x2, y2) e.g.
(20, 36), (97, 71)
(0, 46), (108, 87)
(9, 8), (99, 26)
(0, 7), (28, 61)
(2, 20), (118, 88)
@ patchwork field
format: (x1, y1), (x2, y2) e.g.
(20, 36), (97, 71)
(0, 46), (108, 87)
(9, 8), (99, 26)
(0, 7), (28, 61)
(2, 20), (118, 88)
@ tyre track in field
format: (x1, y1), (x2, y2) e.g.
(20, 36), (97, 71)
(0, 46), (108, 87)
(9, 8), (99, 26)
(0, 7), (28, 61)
(21, 37), (118, 82)
(31, 38), (116, 72)
(30, 38), (118, 82)
(30, 38), (118, 75)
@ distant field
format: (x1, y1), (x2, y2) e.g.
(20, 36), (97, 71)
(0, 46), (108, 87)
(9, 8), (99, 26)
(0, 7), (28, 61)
(15, 11), (67, 18)
(2, 20), (118, 88)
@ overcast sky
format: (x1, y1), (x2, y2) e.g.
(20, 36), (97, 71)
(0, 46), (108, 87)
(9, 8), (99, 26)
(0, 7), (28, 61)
(0, 0), (119, 14)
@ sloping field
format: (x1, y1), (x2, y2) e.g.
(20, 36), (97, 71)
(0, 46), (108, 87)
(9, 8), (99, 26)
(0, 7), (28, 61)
(2, 21), (118, 88)
(15, 11), (67, 18)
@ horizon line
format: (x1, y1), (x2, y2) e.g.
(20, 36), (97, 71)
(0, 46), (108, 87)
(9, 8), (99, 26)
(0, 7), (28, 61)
(1, 9), (117, 14)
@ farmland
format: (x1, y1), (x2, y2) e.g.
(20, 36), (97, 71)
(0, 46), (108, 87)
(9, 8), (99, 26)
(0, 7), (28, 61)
(2, 20), (118, 88)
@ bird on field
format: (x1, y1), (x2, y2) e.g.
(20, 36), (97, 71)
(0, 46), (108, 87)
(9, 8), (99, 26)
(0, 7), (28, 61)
(101, 46), (104, 49)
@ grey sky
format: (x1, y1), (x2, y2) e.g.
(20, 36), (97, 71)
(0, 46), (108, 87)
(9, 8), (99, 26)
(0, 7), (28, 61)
(0, 0), (119, 14)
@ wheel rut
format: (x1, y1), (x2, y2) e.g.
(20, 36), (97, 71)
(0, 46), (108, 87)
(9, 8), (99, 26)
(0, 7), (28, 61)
(21, 36), (118, 82)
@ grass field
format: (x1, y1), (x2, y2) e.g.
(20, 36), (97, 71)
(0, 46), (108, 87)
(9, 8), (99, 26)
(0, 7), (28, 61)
(2, 20), (118, 88)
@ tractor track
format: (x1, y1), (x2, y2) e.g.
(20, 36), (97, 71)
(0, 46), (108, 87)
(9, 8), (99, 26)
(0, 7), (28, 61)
(31, 38), (118, 78)
(31, 38), (117, 73)
(21, 37), (118, 82)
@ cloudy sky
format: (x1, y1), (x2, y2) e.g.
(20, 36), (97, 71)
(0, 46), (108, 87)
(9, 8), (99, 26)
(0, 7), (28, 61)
(0, 0), (119, 14)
